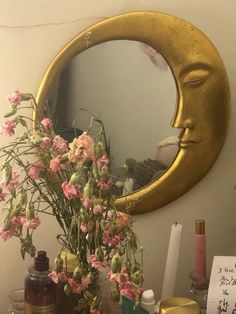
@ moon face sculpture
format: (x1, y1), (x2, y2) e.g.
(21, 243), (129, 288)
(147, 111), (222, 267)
(35, 11), (230, 214)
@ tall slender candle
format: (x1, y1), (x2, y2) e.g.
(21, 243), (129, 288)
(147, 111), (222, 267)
(160, 223), (182, 301)
(195, 219), (206, 287)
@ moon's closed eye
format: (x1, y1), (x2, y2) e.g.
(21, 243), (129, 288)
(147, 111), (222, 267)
(183, 69), (210, 86)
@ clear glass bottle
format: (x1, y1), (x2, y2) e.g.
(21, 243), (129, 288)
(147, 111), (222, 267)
(24, 251), (56, 314)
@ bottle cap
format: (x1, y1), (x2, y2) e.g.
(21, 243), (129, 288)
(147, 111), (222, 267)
(142, 289), (155, 305)
(34, 251), (49, 271)
(195, 220), (205, 235)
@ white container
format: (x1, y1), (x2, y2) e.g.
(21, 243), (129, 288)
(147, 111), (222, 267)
(141, 289), (155, 314)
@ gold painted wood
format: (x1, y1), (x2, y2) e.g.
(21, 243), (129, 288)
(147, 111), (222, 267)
(160, 297), (200, 314)
(35, 11), (230, 215)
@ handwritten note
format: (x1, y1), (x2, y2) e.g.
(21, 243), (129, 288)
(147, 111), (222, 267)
(207, 256), (236, 314)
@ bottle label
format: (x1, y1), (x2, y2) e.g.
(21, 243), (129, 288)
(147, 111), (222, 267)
(24, 302), (55, 314)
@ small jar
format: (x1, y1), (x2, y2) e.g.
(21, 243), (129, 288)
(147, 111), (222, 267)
(8, 288), (24, 314)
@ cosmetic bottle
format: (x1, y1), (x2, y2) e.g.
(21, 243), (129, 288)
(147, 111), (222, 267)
(188, 220), (209, 313)
(24, 251), (56, 314)
(195, 220), (206, 287)
(141, 289), (155, 314)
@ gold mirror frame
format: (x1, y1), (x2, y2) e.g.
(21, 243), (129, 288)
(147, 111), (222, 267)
(35, 11), (230, 215)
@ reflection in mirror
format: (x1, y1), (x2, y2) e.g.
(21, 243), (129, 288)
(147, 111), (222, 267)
(46, 40), (179, 196)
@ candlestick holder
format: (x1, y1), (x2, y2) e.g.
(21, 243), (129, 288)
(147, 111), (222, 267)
(189, 271), (209, 314)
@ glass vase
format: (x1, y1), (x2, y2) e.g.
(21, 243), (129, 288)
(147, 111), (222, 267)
(189, 271), (209, 314)
(55, 282), (88, 314)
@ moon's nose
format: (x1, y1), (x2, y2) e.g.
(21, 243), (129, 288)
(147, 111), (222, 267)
(173, 118), (194, 129)
(171, 99), (194, 129)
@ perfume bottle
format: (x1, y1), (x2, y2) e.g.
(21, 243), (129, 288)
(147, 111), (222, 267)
(24, 251), (56, 314)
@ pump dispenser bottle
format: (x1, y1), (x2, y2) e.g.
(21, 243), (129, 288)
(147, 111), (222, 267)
(24, 251), (56, 314)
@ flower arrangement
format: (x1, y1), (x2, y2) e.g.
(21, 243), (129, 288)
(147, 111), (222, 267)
(0, 91), (143, 313)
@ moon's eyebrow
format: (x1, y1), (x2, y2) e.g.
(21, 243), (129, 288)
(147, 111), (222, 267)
(179, 62), (212, 85)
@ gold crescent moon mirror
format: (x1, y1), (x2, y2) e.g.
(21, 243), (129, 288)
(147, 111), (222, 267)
(35, 11), (230, 215)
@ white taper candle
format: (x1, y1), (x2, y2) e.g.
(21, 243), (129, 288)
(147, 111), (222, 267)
(160, 222), (182, 301)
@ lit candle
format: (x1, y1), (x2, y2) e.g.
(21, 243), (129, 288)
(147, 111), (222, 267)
(160, 222), (182, 301)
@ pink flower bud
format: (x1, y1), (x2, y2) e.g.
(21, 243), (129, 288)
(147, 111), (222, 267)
(0, 118), (16, 136)
(40, 118), (53, 132)
(7, 90), (22, 104)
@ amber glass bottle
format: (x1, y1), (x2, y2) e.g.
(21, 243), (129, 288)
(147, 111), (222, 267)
(24, 251), (56, 314)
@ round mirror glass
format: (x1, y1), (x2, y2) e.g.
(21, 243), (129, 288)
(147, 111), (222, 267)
(46, 40), (179, 196)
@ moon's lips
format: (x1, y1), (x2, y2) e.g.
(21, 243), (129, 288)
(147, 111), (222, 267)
(179, 140), (201, 148)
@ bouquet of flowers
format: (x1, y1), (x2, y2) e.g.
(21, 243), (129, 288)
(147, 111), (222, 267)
(0, 91), (143, 313)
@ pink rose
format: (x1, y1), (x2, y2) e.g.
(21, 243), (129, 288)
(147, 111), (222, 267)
(17, 216), (40, 229)
(48, 271), (68, 284)
(61, 181), (80, 200)
(48, 271), (59, 284)
(120, 281), (143, 302)
(97, 179), (111, 190)
(68, 132), (94, 165)
(83, 198), (93, 209)
(0, 118), (17, 136)
(5, 172), (20, 192)
(80, 222), (93, 233)
(102, 230), (122, 247)
(7, 90), (22, 104)
(0, 184), (7, 202)
(11, 216), (24, 228)
(93, 204), (102, 215)
(40, 136), (51, 149)
(49, 156), (61, 173)
(41, 118), (53, 132)
(0, 228), (16, 241)
(89, 254), (106, 270)
(28, 161), (44, 180)
(96, 154), (109, 168)
(68, 275), (91, 294)
(116, 213), (131, 228)
(52, 135), (68, 154)
(23, 216), (41, 229)
(107, 267), (129, 284)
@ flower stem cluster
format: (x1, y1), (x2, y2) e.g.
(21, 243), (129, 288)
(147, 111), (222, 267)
(0, 91), (143, 313)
